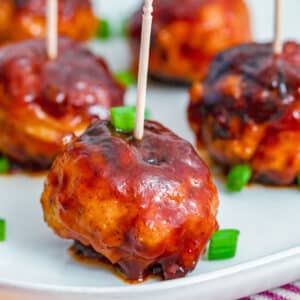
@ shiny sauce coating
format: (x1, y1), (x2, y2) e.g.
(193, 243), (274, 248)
(188, 42), (300, 184)
(0, 38), (124, 169)
(0, 37), (123, 120)
(201, 42), (300, 126)
(41, 120), (219, 281)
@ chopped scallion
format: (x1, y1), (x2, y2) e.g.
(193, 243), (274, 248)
(110, 106), (150, 132)
(297, 175), (300, 188)
(114, 71), (136, 87)
(0, 157), (10, 174)
(96, 19), (111, 40)
(208, 229), (240, 260)
(0, 219), (6, 242)
(111, 106), (136, 132)
(226, 164), (252, 192)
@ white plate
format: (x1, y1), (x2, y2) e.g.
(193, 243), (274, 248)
(1, 1), (300, 299)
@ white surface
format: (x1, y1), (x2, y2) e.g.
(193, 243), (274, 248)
(1, 1), (300, 299)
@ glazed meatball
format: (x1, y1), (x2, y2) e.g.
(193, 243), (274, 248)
(0, 37), (124, 170)
(188, 42), (300, 185)
(128, 0), (251, 84)
(41, 120), (219, 281)
(10, 0), (97, 42)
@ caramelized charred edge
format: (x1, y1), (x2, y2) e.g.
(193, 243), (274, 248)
(70, 241), (165, 282)
(70, 241), (192, 283)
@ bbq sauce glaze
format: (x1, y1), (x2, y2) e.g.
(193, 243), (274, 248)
(0, 37), (124, 170)
(200, 42), (300, 128)
(0, 37), (123, 119)
(42, 120), (219, 282)
(188, 42), (300, 185)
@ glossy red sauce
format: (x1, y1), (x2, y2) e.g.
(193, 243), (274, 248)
(42, 120), (219, 281)
(198, 42), (300, 137)
(0, 37), (124, 170)
(188, 42), (300, 185)
(70, 241), (163, 284)
(0, 37), (124, 119)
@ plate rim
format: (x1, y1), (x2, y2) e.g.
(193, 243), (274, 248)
(1, 246), (300, 295)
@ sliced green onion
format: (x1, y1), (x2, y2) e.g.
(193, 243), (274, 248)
(96, 19), (111, 40)
(208, 229), (240, 260)
(110, 106), (150, 132)
(226, 164), (252, 192)
(114, 71), (136, 87)
(0, 157), (10, 174)
(111, 106), (136, 132)
(0, 219), (6, 242)
(297, 175), (300, 188)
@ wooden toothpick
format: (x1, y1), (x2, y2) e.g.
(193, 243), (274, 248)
(47, 0), (58, 60)
(273, 0), (282, 54)
(134, 0), (154, 140)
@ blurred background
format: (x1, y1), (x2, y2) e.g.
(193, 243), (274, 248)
(93, 0), (300, 41)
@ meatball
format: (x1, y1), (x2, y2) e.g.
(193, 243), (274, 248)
(128, 0), (251, 84)
(41, 120), (219, 281)
(10, 0), (97, 42)
(188, 42), (300, 185)
(0, 37), (124, 170)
